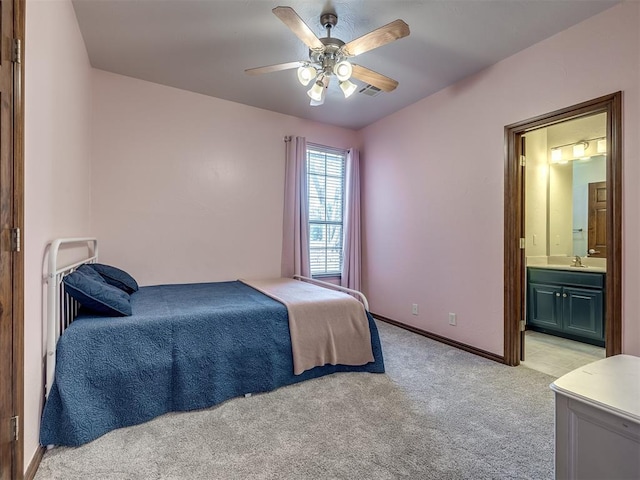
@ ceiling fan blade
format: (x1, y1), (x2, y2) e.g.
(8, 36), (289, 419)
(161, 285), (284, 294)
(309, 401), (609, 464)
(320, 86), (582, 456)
(272, 6), (325, 51)
(245, 61), (304, 76)
(341, 19), (410, 57)
(351, 64), (399, 92)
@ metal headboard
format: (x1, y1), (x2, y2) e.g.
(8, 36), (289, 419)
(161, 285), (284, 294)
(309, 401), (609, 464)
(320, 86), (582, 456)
(45, 237), (98, 397)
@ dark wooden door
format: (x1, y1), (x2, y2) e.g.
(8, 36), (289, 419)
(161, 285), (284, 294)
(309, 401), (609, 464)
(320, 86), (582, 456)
(0, 0), (15, 477)
(588, 181), (606, 258)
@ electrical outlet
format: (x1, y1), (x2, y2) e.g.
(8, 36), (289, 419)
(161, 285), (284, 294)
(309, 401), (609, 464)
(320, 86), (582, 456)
(448, 313), (456, 326)
(412, 304), (419, 315)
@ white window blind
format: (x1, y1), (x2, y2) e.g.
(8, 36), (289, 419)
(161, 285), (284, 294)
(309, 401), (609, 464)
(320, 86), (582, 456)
(307, 144), (346, 276)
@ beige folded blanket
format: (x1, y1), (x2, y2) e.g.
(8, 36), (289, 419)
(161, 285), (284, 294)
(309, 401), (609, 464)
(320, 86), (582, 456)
(241, 278), (374, 375)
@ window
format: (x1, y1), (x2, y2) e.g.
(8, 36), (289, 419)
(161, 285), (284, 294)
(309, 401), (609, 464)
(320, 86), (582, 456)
(307, 144), (346, 276)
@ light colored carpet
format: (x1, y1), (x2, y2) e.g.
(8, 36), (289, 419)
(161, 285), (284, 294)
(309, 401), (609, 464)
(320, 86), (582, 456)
(34, 321), (555, 479)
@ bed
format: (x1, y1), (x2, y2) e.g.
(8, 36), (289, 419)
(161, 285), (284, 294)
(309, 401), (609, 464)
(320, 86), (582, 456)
(41, 238), (384, 447)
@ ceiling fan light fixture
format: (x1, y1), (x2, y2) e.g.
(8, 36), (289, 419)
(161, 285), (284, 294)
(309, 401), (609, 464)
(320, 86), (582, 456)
(333, 60), (353, 81)
(297, 65), (317, 86)
(248, 7), (409, 105)
(307, 79), (325, 102)
(339, 79), (357, 98)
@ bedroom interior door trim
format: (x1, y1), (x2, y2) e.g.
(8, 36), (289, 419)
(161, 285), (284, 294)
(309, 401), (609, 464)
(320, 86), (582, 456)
(0, 0), (24, 478)
(503, 92), (622, 366)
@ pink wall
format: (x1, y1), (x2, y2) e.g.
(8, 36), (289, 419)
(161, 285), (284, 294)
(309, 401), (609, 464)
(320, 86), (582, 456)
(21, 1), (640, 473)
(90, 70), (359, 286)
(360, 2), (639, 356)
(24, 0), (93, 472)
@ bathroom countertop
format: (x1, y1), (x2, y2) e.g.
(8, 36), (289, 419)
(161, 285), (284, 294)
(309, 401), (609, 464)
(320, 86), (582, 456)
(528, 264), (606, 273)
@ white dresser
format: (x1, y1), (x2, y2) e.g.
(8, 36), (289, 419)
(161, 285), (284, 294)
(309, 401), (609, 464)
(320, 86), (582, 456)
(550, 354), (640, 479)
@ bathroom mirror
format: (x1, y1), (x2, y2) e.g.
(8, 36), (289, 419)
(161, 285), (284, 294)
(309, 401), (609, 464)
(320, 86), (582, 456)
(524, 112), (607, 259)
(549, 156), (606, 257)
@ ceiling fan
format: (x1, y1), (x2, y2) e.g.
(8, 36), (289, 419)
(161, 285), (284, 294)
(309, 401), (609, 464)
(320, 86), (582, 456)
(245, 6), (410, 106)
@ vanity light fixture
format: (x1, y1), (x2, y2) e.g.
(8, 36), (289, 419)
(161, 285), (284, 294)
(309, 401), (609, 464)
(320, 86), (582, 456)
(549, 136), (606, 163)
(572, 141), (588, 158)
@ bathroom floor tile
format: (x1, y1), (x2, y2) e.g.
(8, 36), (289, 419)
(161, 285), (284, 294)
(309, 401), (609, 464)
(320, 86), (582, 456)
(520, 331), (605, 378)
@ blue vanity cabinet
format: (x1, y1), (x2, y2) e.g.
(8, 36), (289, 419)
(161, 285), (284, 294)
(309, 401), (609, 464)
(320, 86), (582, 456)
(562, 286), (604, 342)
(527, 267), (605, 347)
(527, 282), (564, 331)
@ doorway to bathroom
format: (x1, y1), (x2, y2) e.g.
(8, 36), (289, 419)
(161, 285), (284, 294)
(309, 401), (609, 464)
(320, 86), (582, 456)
(503, 92), (622, 369)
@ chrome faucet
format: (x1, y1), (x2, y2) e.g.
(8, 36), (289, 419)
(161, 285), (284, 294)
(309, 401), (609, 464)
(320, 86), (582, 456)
(573, 255), (583, 267)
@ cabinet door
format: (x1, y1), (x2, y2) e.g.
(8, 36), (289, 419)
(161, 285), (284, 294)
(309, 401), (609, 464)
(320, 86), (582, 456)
(528, 283), (563, 331)
(562, 287), (604, 341)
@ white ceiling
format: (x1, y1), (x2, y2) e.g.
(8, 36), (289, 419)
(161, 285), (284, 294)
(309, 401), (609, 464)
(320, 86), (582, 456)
(72, 0), (619, 130)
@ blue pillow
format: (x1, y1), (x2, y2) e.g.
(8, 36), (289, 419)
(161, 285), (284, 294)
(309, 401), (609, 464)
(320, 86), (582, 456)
(85, 263), (139, 294)
(76, 264), (107, 284)
(63, 270), (132, 316)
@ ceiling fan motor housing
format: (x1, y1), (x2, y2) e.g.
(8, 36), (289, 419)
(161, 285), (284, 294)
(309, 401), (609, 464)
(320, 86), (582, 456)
(309, 37), (346, 75)
(304, 12), (346, 75)
(320, 12), (338, 29)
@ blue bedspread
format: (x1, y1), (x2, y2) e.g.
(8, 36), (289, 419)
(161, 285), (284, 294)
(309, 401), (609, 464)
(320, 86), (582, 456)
(40, 281), (384, 446)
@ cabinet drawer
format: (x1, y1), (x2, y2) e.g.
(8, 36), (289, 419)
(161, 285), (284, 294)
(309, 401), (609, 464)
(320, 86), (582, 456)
(527, 268), (604, 289)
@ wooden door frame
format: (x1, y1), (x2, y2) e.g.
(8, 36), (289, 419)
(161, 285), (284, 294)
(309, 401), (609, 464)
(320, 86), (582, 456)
(504, 92), (622, 366)
(11, 0), (25, 477)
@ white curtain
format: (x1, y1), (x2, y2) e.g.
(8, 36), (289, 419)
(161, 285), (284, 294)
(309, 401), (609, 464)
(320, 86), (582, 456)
(341, 148), (361, 291)
(281, 136), (311, 278)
